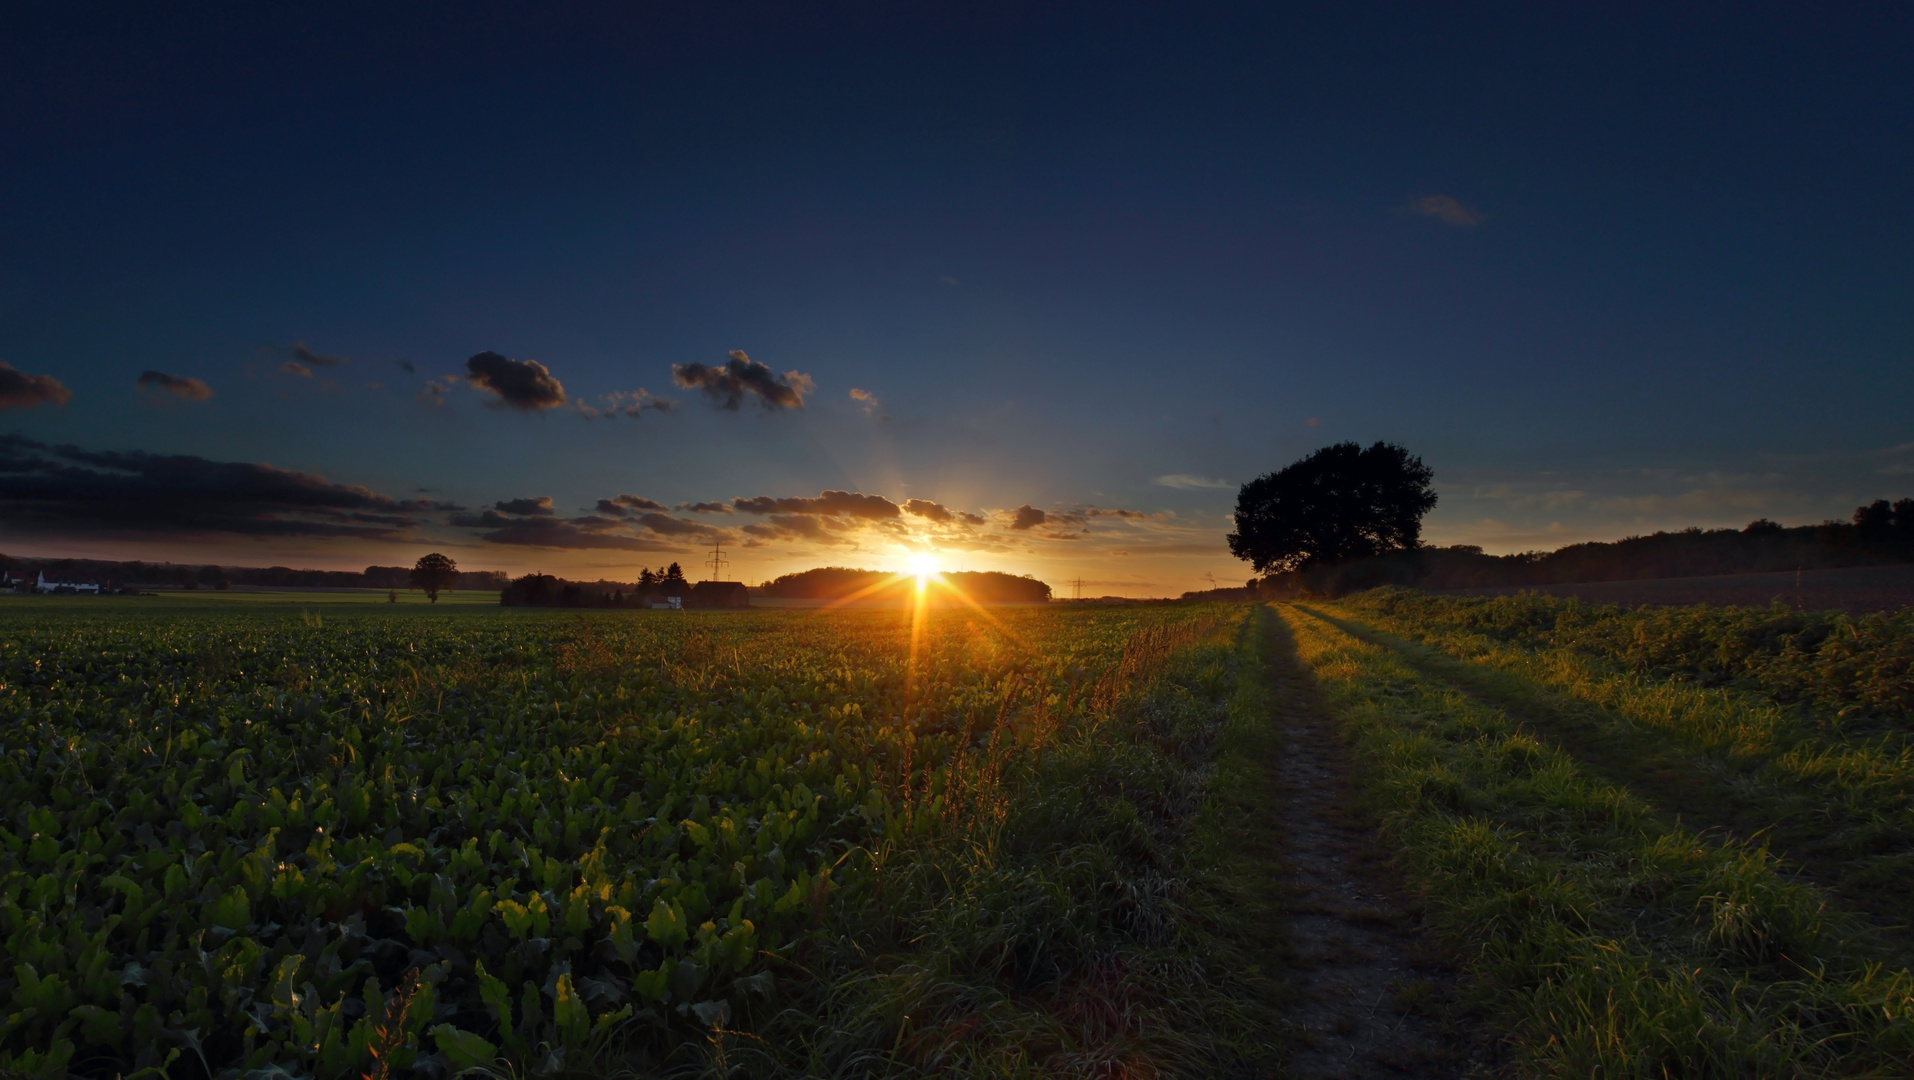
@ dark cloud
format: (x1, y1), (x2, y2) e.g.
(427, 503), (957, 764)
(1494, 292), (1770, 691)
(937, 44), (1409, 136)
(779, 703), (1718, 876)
(902, 498), (958, 523)
(291, 343), (348, 367)
(495, 496), (555, 516)
(135, 370), (214, 401)
(1086, 507), (1152, 519)
(0, 363), (72, 411)
(465, 516), (677, 551)
(0, 435), (458, 540)
(452, 497), (723, 549)
(732, 490), (900, 519)
(672, 350), (814, 410)
(396, 360), (417, 375)
(464, 351), (567, 410)
(740, 514), (839, 543)
(676, 501), (733, 514)
(634, 512), (725, 537)
(959, 511), (988, 526)
(596, 494), (667, 516)
(1006, 504), (1047, 530)
(278, 361), (312, 377)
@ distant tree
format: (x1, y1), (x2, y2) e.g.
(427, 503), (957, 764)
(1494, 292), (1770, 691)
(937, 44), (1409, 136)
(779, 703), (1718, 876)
(1743, 518), (1784, 535)
(410, 552), (459, 603)
(664, 562), (686, 583)
(1227, 441), (1438, 575)
(387, 590), (398, 604)
(1855, 499), (1894, 532)
(638, 567), (658, 590)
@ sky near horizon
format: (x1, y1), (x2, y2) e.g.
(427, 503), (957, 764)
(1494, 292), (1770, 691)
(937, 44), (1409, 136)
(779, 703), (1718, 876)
(2, 4), (1910, 595)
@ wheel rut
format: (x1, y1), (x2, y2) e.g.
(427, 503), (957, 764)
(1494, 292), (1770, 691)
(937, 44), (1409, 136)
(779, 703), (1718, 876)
(1259, 609), (1475, 1078)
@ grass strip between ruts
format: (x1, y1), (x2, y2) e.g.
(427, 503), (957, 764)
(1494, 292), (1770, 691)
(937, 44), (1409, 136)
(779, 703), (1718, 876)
(1329, 591), (1914, 935)
(1279, 603), (1914, 1078)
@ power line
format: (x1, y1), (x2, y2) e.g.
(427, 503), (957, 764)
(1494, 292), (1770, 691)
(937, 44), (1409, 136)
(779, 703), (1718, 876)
(705, 540), (730, 582)
(1068, 577), (1084, 601)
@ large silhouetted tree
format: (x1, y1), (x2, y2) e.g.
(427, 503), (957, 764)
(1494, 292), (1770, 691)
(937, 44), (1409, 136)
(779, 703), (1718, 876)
(1227, 441), (1437, 574)
(410, 552), (458, 603)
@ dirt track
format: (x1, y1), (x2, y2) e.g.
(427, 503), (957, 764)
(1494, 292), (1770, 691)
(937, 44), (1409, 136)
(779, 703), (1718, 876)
(1259, 611), (1474, 1078)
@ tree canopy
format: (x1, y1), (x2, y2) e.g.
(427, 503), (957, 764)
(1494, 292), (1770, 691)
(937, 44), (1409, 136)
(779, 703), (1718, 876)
(1227, 441), (1437, 574)
(410, 552), (459, 602)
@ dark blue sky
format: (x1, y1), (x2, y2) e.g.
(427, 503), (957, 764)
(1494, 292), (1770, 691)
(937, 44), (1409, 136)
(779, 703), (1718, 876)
(2, 3), (1909, 592)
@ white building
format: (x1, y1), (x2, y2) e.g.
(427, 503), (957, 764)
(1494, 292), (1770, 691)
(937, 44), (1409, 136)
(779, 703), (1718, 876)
(34, 572), (100, 594)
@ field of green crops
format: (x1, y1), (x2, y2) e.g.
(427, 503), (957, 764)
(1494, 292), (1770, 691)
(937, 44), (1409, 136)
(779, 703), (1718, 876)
(1, 600), (1278, 1080)
(1285, 591), (1914, 1077)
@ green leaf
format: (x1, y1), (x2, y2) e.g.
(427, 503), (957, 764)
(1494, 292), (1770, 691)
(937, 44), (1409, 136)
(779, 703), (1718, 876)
(429, 1024), (499, 1072)
(646, 898), (688, 947)
(553, 973), (590, 1048)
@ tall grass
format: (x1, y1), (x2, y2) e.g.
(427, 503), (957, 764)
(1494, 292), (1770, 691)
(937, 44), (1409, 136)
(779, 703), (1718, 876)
(1280, 603), (1914, 1078)
(731, 608), (1286, 1077)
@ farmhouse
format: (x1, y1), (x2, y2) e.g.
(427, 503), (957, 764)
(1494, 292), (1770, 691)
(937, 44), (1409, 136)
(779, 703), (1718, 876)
(30, 571), (101, 594)
(687, 580), (751, 609)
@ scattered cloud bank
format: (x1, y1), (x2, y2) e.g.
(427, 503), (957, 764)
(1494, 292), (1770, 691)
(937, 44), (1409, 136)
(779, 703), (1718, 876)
(1155, 474), (1232, 490)
(136, 370), (214, 401)
(0, 363), (71, 411)
(1407, 194), (1484, 227)
(0, 435), (457, 540)
(464, 351), (567, 410)
(849, 387), (881, 414)
(733, 490), (900, 519)
(279, 361), (312, 378)
(673, 351), (813, 410)
(452, 489), (725, 550)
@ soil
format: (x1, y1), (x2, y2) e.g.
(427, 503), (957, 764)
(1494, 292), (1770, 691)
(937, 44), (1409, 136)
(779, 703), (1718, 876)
(1259, 614), (1479, 1077)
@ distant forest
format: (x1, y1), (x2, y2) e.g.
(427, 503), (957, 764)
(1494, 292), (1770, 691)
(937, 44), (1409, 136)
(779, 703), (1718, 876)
(759, 566), (1053, 603)
(0, 554), (507, 591)
(1200, 497), (1914, 599)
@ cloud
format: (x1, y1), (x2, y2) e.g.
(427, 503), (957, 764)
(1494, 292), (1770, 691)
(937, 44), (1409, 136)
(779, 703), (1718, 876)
(0, 363), (72, 411)
(0, 435), (458, 540)
(452, 495), (724, 550)
(673, 350), (813, 410)
(596, 494), (667, 516)
(577, 388), (678, 420)
(902, 498), (954, 523)
(396, 360), (417, 375)
(677, 501), (733, 514)
(495, 496), (555, 516)
(1085, 507), (1151, 519)
(464, 351), (567, 410)
(1005, 504), (1047, 531)
(292, 343), (349, 368)
(849, 387), (881, 414)
(1407, 194), (1484, 227)
(1154, 474), (1232, 490)
(732, 490), (900, 519)
(462, 516), (678, 551)
(279, 360), (312, 377)
(136, 370), (214, 401)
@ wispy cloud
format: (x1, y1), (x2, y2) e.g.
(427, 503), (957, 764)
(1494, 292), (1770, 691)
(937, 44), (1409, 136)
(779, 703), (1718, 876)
(1407, 194), (1484, 227)
(1154, 474), (1232, 490)
(850, 387), (882, 415)
(136, 370), (214, 401)
(291, 343), (349, 367)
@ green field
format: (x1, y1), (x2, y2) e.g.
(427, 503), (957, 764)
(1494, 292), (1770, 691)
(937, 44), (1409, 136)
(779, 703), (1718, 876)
(8, 592), (1914, 1078)
(1, 601), (1277, 1079)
